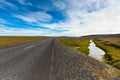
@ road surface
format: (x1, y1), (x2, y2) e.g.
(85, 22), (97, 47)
(0, 38), (119, 80)
(0, 38), (54, 80)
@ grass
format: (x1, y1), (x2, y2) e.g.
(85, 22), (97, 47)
(58, 37), (120, 77)
(0, 36), (48, 48)
(58, 36), (120, 70)
(58, 37), (90, 55)
(93, 37), (120, 70)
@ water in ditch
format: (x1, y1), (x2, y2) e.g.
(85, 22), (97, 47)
(88, 40), (105, 61)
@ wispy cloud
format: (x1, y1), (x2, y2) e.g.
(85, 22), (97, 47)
(0, 0), (17, 9)
(0, 24), (64, 36)
(15, 11), (52, 23)
(18, 0), (32, 6)
(0, 0), (15, 6)
(15, 15), (36, 23)
(0, 0), (120, 36)
(47, 0), (120, 36)
(53, 0), (66, 10)
(0, 18), (7, 24)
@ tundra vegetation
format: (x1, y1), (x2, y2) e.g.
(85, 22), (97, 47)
(58, 36), (120, 70)
(0, 36), (48, 48)
(93, 37), (120, 70)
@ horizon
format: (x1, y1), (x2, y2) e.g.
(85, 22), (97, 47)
(0, 0), (120, 36)
(0, 33), (119, 37)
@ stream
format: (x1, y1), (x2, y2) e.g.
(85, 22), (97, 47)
(88, 40), (105, 61)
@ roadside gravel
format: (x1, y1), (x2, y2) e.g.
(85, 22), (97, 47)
(50, 40), (120, 80)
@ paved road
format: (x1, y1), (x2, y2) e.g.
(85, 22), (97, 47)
(0, 38), (120, 80)
(0, 38), (54, 80)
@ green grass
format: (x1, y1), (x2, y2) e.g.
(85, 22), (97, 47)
(0, 36), (48, 48)
(58, 37), (90, 55)
(58, 36), (120, 70)
(76, 39), (90, 54)
(93, 37), (120, 70)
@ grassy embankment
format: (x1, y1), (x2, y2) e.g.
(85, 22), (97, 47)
(0, 36), (48, 48)
(58, 37), (90, 55)
(93, 37), (120, 70)
(58, 36), (120, 70)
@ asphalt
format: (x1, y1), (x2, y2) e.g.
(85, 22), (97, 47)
(0, 38), (120, 80)
(0, 38), (54, 80)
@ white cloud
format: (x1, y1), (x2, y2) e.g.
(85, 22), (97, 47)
(53, 0), (66, 10)
(0, 18), (7, 23)
(15, 11), (52, 23)
(43, 0), (120, 36)
(18, 0), (32, 6)
(1, 0), (120, 36)
(15, 15), (36, 23)
(0, 0), (15, 6)
(75, 0), (120, 36)
(0, 25), (58, 36)
(0, 0), (17, 9)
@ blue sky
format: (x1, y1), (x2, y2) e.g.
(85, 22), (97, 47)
(0, 0), (120, 36)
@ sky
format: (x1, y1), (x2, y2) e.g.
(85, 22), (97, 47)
(0, 0), (120, 36)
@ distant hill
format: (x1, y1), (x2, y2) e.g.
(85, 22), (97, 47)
(82, 34), (120, 38)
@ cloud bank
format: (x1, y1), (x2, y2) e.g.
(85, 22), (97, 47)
(0, 0), (120, 36)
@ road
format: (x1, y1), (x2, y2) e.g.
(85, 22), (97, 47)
(0, 38), (54, 80)
(0, 38), (119, 80)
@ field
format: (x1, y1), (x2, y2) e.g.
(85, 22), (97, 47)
(58, 37), (90, 55)
(58, 36), (120, 70)
(93, 36), (120, 69)
(0, 36), (48, 48)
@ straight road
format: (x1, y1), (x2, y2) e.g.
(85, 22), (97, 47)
(0, 38), (55, 80)
(0, 38), (119, 80)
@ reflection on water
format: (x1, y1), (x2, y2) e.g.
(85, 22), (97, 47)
(88, 40), (105, 61)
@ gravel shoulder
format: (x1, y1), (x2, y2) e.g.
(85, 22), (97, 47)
(50, 39), (120, 80)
